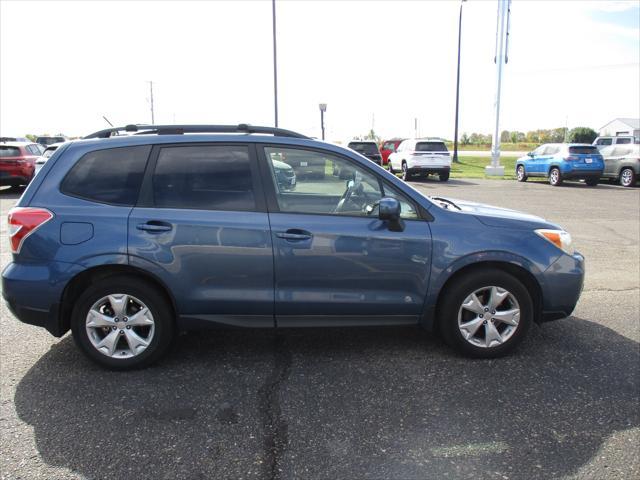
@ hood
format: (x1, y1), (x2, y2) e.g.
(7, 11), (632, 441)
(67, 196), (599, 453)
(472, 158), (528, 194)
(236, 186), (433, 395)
(436, 197), (561, 230)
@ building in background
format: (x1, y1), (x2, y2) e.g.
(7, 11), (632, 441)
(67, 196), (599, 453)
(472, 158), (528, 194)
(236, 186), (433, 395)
(599, 118), (639, 138)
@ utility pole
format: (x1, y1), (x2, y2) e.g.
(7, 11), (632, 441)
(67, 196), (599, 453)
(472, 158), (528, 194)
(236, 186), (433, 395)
(453, 0), (467, 164)
(272, 0), (279, 127)
(414, 118), (418, 138)
(487, 0), (511, 176)
(148, 81), (155, 124)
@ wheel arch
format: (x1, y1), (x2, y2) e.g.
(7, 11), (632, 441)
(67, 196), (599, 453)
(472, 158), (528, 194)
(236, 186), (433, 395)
(59, 264), (178, 335)
(431, 260), (543, 331)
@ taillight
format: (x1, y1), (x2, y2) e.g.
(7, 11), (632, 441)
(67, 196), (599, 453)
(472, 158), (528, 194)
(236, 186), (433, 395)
(7, 207), (53, 254)
(565, 156), (579, 161)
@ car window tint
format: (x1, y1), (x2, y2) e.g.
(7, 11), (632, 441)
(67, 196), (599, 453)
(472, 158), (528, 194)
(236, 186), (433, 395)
(568, 146), (599, 155)
(61, 145), (151, 206)
(415, 142), (448, 152)
(616, 138), (631, 145)
(0, 146), (20, 157)
(153, 145), (255, 211)
(264, 147), (384, 217)
(597, 138), (612, 145)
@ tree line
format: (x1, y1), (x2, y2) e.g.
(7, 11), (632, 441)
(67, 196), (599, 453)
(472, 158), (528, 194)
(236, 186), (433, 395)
(460, 127), (598, 145)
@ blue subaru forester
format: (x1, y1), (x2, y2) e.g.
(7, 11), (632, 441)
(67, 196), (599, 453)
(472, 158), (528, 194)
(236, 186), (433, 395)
(2, 125), (585, 369)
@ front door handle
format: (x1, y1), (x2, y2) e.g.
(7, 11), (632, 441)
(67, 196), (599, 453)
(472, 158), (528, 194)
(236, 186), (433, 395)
(275, 229), (312, 241)
(136, 221), (173, 233)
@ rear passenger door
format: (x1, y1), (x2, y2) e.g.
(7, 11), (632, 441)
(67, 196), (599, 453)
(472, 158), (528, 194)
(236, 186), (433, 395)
(128, 143), (275, 328)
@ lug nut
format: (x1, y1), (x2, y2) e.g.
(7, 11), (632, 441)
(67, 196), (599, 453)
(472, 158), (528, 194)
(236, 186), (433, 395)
(123, 317), (128, 322)
(491, 310), (496, 314)
(126, 326), (131, 329)
(119, 330), (125, 335)
(479, 314), (484, 318)
(483, 320), (487, 325)
(114, 317), (120, 323)
(484, 308), (489, 312)
(112, 326), (117, 330)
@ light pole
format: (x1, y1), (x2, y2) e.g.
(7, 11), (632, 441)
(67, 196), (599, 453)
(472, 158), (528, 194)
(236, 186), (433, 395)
(272, 0), (279, 127)
(319, 103), (327, 140)
(148, 81), (155, 124)
(452, 0), (466, 164)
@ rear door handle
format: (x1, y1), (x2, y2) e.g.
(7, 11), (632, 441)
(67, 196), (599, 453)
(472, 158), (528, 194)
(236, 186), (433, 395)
(275, 229), (312, 241)
(136, 221), (173, 233)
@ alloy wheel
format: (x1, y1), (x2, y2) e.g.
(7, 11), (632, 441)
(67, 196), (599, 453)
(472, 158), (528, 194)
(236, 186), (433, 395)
(620, 168), (634, 187)
(457, 286), (520, 348)
(85, 294), (155, 359)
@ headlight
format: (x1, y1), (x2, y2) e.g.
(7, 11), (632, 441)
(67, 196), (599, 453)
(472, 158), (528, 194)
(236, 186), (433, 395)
(535, 229), (574, 255)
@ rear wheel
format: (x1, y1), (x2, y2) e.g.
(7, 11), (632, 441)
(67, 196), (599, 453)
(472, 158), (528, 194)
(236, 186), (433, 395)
(439, 171), (450, 182)
(71, 276), (175, 370)
(388, 160), (395, 174)
(401, 161), (410, 181)
(516, 165), (527, 182)
(620, 168), (636, 187)
(438, 269), (533, 358)
(549, 167), (562, 186)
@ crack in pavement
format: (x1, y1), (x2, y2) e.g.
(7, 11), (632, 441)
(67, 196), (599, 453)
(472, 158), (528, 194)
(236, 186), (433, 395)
(258, 334), (292, 480)
(583, 287), (640, 293)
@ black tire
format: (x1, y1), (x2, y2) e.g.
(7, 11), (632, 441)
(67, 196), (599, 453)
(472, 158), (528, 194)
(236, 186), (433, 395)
(619, 168), (636, 187)
(71, 276), (175, 370)
(549, 167), (562, 186)
(401, 161), (410, 181)
(439, 172), (450, 182)
(585, 178), (598, 187)
(516, 165), (528, 182)
(438, 269), (533, 358)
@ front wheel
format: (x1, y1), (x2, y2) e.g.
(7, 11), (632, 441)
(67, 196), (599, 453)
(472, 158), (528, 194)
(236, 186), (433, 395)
(516, 165), (527, 182)
(438, 270), (533, 358)
(71, 276), (175, 370)
(549, 167), (562, 186)
(620, 168), (636, 187)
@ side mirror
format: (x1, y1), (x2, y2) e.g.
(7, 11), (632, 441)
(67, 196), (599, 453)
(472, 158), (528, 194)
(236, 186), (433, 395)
(527, 152), (534, 157)
(378, 197), (404, 232)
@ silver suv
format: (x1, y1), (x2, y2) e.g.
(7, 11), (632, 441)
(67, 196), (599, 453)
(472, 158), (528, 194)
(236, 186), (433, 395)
(594, 137), (639, 187)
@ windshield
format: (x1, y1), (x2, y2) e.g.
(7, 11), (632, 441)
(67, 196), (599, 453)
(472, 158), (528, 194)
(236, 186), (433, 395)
(349, 142), (379, 155)
(416, 142), (448, 152)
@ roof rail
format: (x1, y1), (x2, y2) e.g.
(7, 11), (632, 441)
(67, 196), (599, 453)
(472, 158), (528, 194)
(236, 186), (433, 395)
(83, 124), (309, 140)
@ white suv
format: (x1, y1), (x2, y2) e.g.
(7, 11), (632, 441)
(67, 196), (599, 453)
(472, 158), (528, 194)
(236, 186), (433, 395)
(389, 138), (451, 182)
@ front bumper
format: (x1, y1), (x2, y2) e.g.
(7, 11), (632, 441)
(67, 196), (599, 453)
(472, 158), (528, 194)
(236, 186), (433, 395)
(2, 260), (84, 336)
(539, 251), (585, 322)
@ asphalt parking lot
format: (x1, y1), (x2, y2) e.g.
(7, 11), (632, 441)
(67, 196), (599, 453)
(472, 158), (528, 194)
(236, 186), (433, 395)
(1, 179), (638, 480)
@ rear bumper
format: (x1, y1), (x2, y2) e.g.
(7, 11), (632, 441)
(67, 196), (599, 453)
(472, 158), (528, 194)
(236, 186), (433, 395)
(2, 260), (84, 337)
(0, 164), (34, 185)
(539, 252), (585, 322)
(408, 166), (450, 174)
(560, 169), (603, 180)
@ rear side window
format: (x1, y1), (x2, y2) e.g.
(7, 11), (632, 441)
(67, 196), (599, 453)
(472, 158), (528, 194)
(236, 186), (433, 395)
(0, 147), (20, 157)
(61, 145), (151, 206)
(152, 145), (255, 211)
(616, 138), (631, 145)
(416, 142), (448, 152)
(568, 146), (599, 155)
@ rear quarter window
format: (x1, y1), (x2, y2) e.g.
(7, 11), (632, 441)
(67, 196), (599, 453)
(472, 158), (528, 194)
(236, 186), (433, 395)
(0, 147), (21, 157)
(61, 145), (151, 206)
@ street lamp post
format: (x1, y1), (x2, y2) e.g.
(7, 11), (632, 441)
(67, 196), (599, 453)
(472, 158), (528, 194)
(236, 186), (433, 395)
(319, 103), (327, 140)
(272, 0), (279, 127)
(452, 0), (466, 164)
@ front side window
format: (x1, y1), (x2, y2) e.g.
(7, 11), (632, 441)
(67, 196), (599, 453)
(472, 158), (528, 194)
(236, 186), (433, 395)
(264, 147), (418, 219)
(153, 145), (255, 211)
(597, 138), (612, 146)
(61, 145), (151, 206)
(532, 145), (546, 156)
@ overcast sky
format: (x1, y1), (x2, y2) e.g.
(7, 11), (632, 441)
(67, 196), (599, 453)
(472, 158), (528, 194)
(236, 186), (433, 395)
(1, 0), (638, 140)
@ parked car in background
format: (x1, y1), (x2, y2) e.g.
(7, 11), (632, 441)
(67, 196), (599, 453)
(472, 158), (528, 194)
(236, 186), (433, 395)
(0, 141), (42, 187)
(516, 144), (604, 187)
(278, 148), (325, 179)
(380, 138), (406, 166)
(347, 140), (382, 164)
(34, 142), (64, 176)
(593, 135), (638, 147)
(598, 143), (639, 187)
(0, 136), (30, 143)
(388, 138), (451, 181)
(2, 123), (586, 369)
(36, 135), (67, 147)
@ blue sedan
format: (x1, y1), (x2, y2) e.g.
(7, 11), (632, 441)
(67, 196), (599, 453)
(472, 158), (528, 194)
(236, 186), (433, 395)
(516, 144), (604, 186)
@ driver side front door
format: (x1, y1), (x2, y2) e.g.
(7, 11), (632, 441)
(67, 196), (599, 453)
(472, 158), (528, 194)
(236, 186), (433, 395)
(258, 145), (432, 327)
